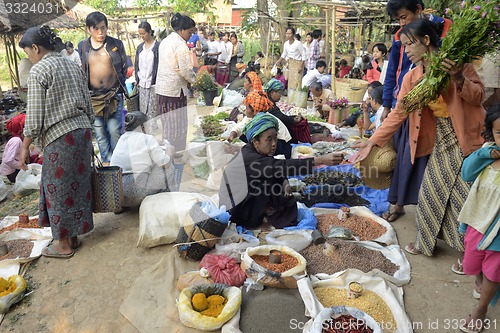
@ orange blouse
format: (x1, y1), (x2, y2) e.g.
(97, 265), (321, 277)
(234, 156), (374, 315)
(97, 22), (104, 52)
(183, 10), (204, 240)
(370, 63), (485, 163)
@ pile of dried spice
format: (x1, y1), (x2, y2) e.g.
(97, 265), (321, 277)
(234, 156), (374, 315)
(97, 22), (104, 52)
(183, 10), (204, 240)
(0, 239), (34, 260)
(322, 314), (374, 333)
(0, 218), (42, 235)
(314, 287), (396, 331)
(300, 239), (399, 276)
(250, 254), (299, 273)
(317, 213), (386, 241)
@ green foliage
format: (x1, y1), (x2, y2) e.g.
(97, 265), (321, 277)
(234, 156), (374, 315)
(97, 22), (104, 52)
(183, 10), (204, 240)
(83, 0), (123, 16)
(134, 0), (163, 12)
(167, 0), (217, 24)
(423, 0), (460, 16)
(193, 70), (218, 91)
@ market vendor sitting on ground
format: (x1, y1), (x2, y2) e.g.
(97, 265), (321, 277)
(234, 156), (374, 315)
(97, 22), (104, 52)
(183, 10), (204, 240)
(0, 113), (42, 183)
(310, 81), (335, 119)
(226, 89), (293, 158)
(219, 112), (344, 229)
(110, 111), (175, 208)
(265, 79), (311, 144)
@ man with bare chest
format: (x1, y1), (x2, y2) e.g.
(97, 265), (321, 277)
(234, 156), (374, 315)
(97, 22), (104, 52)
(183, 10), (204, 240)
(80, 12), (128, 163)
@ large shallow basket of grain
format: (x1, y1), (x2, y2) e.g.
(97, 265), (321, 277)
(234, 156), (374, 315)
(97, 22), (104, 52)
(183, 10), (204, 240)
(335, 79), (368, 103)
(241, 245), (307, 289)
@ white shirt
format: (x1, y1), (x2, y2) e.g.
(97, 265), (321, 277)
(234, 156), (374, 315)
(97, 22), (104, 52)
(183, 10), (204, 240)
(138, 41), (156, 89)
(281, 39), (306, 61)
(110, 131), (170, 174)
(374, 105), (385, 129)
(207, 40), (220, 58)
(60, 49), (81, 66)
(218, 41), (232, 64)
(156, 32), (196, 97)
(302, 68), (322, 88)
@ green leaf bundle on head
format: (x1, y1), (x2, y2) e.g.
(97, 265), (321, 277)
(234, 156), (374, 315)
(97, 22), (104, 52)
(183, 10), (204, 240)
(402, 0), (500, 114)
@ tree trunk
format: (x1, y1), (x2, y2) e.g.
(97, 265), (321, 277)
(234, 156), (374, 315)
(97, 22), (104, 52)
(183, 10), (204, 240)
(257, 0), (271, 56)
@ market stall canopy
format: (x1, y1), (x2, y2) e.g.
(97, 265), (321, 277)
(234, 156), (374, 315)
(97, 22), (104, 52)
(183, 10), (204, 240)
(0, 0), (93, 35)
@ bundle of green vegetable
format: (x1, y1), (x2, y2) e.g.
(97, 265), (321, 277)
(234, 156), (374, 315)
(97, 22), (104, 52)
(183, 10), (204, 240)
(402, 0), (500, 114)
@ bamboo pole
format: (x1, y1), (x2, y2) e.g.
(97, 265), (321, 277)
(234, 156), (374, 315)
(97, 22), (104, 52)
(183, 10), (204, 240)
(331, 6), (336, 95)
(11, 35), (20, 88)
(4, 36), (14, 89)
(325, 7), (330, 68)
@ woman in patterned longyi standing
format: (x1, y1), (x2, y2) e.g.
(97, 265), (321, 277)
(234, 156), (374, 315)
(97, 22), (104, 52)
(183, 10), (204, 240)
(20, 26), (95, 258)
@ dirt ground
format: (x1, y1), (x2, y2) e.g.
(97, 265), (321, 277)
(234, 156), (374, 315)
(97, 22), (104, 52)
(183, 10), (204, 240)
(1, 103), (499, 332)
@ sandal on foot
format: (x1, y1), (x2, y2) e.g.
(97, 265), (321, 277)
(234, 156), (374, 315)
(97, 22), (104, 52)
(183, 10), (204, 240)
(452, 258), (466, 275)
(386, 211), (405, 222)
(42, 245), (74, 259)
(70, 239), (82, 250)
(459, 315), (483, 333)
(473, 280), (481, 299)
(404, 242), (422, 255)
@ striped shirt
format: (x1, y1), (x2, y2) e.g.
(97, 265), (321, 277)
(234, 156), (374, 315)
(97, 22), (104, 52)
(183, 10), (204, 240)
(24, 53), (94, 148)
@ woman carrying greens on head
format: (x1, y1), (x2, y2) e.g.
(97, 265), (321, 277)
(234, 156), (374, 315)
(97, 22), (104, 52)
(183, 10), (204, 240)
(19, 26), (95, 258)
(353, 19), (485, 257)
(220, 113), (343, 229)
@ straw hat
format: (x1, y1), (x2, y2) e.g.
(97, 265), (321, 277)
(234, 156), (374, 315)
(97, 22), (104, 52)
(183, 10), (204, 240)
(359, 142), (397, 190)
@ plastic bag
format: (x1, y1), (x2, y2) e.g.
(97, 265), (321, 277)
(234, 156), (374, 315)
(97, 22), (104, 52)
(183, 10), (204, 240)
(177, 283), (242, 331)
(0, 179), (8, 202)
(138, 192), (217, 248)
(265, 230), (312, 252)
(0, 275), (27, 314)
(211, 223), (260, 263)
(284, 208), (318, 231)
(270, 64), (278, 76)
(200, 254), (246, 287)
(326, 226), (354, 240)
(12, 163), (42, 197)
(176, 268), (214, 290)
(221, 89), (244, 108)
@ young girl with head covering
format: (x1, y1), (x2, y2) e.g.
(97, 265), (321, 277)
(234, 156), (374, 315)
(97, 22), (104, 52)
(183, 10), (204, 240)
(0, 114), (42, 183)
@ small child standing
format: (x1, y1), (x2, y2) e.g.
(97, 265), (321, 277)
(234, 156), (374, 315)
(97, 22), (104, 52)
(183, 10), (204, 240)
(458, 103), (500, 333)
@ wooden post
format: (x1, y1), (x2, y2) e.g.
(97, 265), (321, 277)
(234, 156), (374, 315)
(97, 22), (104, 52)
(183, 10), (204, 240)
(11, 35), (21, 88)
(325, 7), (330, 68)
(331, 6), (336, 96)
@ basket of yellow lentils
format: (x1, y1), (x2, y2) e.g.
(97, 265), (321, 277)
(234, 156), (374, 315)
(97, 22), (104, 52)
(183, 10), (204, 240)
(177, 283), (242, 331)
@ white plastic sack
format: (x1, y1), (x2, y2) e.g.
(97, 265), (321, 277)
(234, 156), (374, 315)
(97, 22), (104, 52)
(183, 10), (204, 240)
(309, 306), (382, 333)
(312, 207), (398, 246)
(177, 284), (242, 331)
(12, 164), (42, 197)
(186, 142), (207, 167)
(206, 141), (243, 173)
(241, 245), (307, 288)
(0, 229), (52, 268)
(221, 89), (244, 108)
(297, 270), (413, 333)
(311, 240), (411, 287)
(210, 223), (260, 263)
(265, 230), (312, 252)
(137, 192), (217, 248)
(0, 179), (8, 202)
